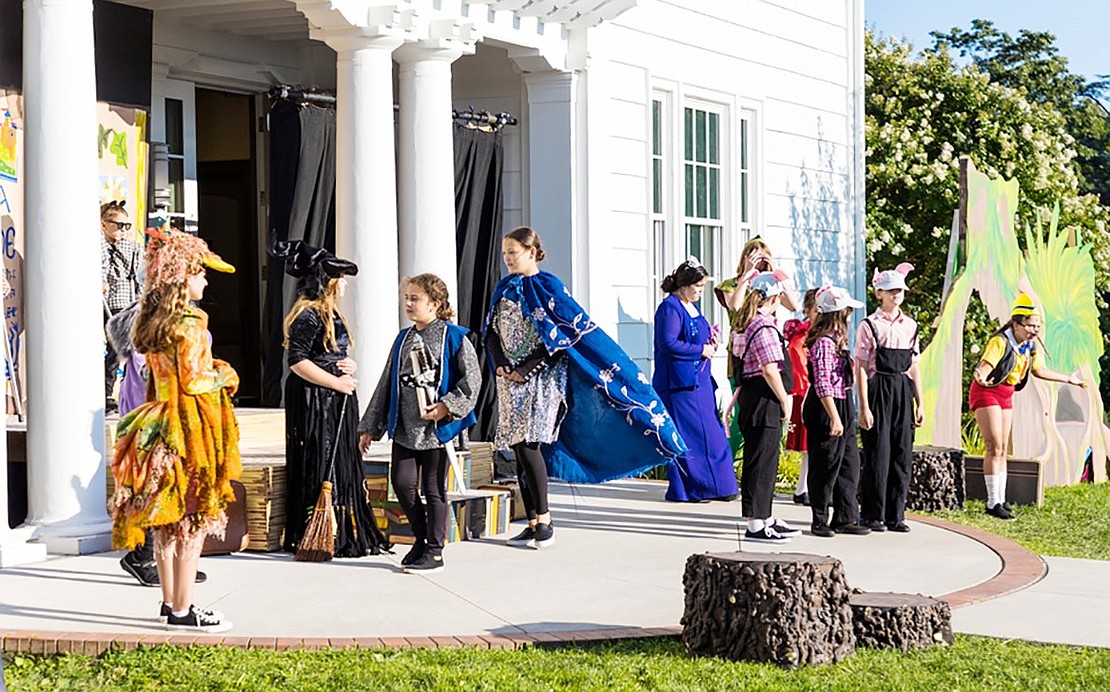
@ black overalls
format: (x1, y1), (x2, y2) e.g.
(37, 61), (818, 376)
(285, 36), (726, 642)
(802, 340), (861, 529)
(736, 324), (793, 520)
(859, 319), (917, 526)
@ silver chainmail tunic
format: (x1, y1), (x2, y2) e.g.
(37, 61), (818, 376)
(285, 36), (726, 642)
(492, 297), (568, 450)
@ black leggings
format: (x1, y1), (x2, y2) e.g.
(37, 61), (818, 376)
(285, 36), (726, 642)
(513, 442), (549, 520)
(391, 444), (449, 556)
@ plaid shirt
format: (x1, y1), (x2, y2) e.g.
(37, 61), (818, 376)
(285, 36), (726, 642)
(810, 334), (852, 399)
(101, 236), (144, 312)
(732, 312), (785, 378)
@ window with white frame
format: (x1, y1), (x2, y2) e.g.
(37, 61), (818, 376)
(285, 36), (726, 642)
(683, 104), (724, 321)
(651, 97), (667, 294)
(738, 111), (753, 240)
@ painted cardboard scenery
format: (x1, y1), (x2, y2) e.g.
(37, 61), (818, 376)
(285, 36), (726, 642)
(0, 91), (148, 413)
(917, 158), (1109, 485)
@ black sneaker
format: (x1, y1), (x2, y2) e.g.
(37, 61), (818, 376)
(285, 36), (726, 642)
(769, 519), (801, 537)
(120, 555), (159, 587)
(404, 553), (445, 573)
(506, 526), (536, 548)
(533, 523), (555, 548)
(811, 522), (834, 538)
(1001, 501), (1013, 512)
(401, 542), (426, 566)
(862, 520), (887, 532)
(832, 523), (872, 536)
(160, 602), (223, 623)
(744, 526), (792, 544)
(986, 503), (1014, 520)
(886, 522), (911, 533)
(166, 605), (232, 633)
(793, 493), (810, 506)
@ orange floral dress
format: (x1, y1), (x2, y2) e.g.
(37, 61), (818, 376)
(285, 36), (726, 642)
(109, 306), (241, 551)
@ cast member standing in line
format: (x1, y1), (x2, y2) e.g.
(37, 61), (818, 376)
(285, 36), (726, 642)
(485, 227), (686, 549)
(109, 229), (238, 632)
(359, 273), (481, 573)
(804, 286), (870, 537)
(783, 288), (818, 506)
(653, 258), (738, 502)
(273, 239), (390, 557)
(715, 237), (799, 452)
(856, 264), (923, 533)
(729, 271), (798, 543)
(970, 293), (1084, 519)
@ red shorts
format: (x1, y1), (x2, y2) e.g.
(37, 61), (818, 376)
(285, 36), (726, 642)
(969, 381), (1015, 410)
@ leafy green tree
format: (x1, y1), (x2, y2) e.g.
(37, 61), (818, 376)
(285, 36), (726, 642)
(865, 31), (1110, 338)
(931, 20), (1110, 207)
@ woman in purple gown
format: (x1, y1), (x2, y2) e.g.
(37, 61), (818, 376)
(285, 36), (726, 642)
(652, 258), (739, 502)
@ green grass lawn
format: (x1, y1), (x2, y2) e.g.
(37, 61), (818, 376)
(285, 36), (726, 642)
(925, 481), (1110, 560)
(5, 635), (1110, 691)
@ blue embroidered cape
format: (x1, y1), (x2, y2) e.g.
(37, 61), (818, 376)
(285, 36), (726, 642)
(484, 271), (687, 483)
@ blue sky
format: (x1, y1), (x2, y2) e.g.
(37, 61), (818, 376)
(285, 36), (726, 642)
(866, 0), (1107, 82)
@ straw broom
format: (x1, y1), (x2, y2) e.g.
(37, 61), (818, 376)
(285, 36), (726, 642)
(295, 396), (348, 562)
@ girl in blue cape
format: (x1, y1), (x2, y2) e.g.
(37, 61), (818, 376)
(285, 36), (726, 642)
(484, 226), (687, 549)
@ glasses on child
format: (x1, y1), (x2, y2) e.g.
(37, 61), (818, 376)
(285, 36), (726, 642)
(108, 220), (133, 231)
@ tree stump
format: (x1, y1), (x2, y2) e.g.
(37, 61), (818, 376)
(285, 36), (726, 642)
(681, 552), (855, 668)
(907, 446), (964, 511)
(850, 591), (954, 650)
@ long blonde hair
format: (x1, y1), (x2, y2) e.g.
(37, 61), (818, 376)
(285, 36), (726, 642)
(736, 237), (772, 276)
(735, 289), (778, 332)
(283, 278), (353, 352)
(132, 282), (191, 354)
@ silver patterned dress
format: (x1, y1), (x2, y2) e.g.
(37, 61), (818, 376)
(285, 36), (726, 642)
(491, 296), (568, 450)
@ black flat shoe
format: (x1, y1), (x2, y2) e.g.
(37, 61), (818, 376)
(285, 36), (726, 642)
(793, 493), (810, 506)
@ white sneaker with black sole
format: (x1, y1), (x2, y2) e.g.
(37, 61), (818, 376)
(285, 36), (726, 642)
(165, 605), (232, 633)
(744, 526), (792, 544)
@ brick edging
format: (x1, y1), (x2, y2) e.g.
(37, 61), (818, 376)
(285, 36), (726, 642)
(907, 513), (1048, 608)
(1, 516), (1044, 654)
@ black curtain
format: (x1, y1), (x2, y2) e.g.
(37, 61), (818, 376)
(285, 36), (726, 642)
(261, 101), (336, 406)
(454, 124), (504, 441)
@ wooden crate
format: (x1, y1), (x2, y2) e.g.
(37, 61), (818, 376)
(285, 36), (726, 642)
(239, 458), (286, 551)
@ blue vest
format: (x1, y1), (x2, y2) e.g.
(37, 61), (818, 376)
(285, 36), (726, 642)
(386, 322), (478, 444)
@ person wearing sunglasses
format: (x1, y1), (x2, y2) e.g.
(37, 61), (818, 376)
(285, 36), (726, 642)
(100, 200), (145, 413)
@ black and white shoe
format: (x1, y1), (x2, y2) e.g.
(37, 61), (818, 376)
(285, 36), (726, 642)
(506, 526), (536, 548)
(769, 519), (801, 537)
(166, 605), (232, 633)
(120, 554), (159, 587)
(533, 523), (555, 548)
(404, 553), (445, 573)
(744, 526), (792, 544)
(160, 602), (223, 623)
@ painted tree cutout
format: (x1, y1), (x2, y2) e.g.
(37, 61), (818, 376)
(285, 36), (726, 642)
(917, 157), (1109, 484)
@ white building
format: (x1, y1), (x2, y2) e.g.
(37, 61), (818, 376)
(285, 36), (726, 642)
(1, 0), (865, 563)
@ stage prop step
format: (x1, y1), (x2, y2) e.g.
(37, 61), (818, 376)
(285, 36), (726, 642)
(849, 591), (953, 650)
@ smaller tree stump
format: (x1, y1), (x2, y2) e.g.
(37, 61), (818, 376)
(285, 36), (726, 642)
(907, 446), (964, 511)
(681, 552), (855, 668)
(850, 591), (954, 650)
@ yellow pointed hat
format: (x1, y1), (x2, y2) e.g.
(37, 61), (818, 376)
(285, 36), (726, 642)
(1011, 292), (1037, 317)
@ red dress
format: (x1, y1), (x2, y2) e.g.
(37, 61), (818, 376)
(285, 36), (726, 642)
(783, 319), (810, 452)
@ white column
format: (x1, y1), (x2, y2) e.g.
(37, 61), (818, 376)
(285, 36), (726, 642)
(395, 44), (464, 301)
(21, 0), (111, 554)
(329, 36), (404, 405)
(524, 71), (579, 290)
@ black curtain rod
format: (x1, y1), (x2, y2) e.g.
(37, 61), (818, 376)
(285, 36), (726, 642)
(268, 87), (519, 129)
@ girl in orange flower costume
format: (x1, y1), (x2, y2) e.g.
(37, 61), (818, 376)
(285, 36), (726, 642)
(109, 229), (239, 632)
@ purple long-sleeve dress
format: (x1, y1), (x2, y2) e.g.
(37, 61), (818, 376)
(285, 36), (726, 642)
(652, 294), (738, 502)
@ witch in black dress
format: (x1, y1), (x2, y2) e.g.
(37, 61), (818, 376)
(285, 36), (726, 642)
(273, 239), (390, 557)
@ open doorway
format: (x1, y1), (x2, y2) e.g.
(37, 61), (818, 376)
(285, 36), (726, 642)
(194, 88), (262, 405)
